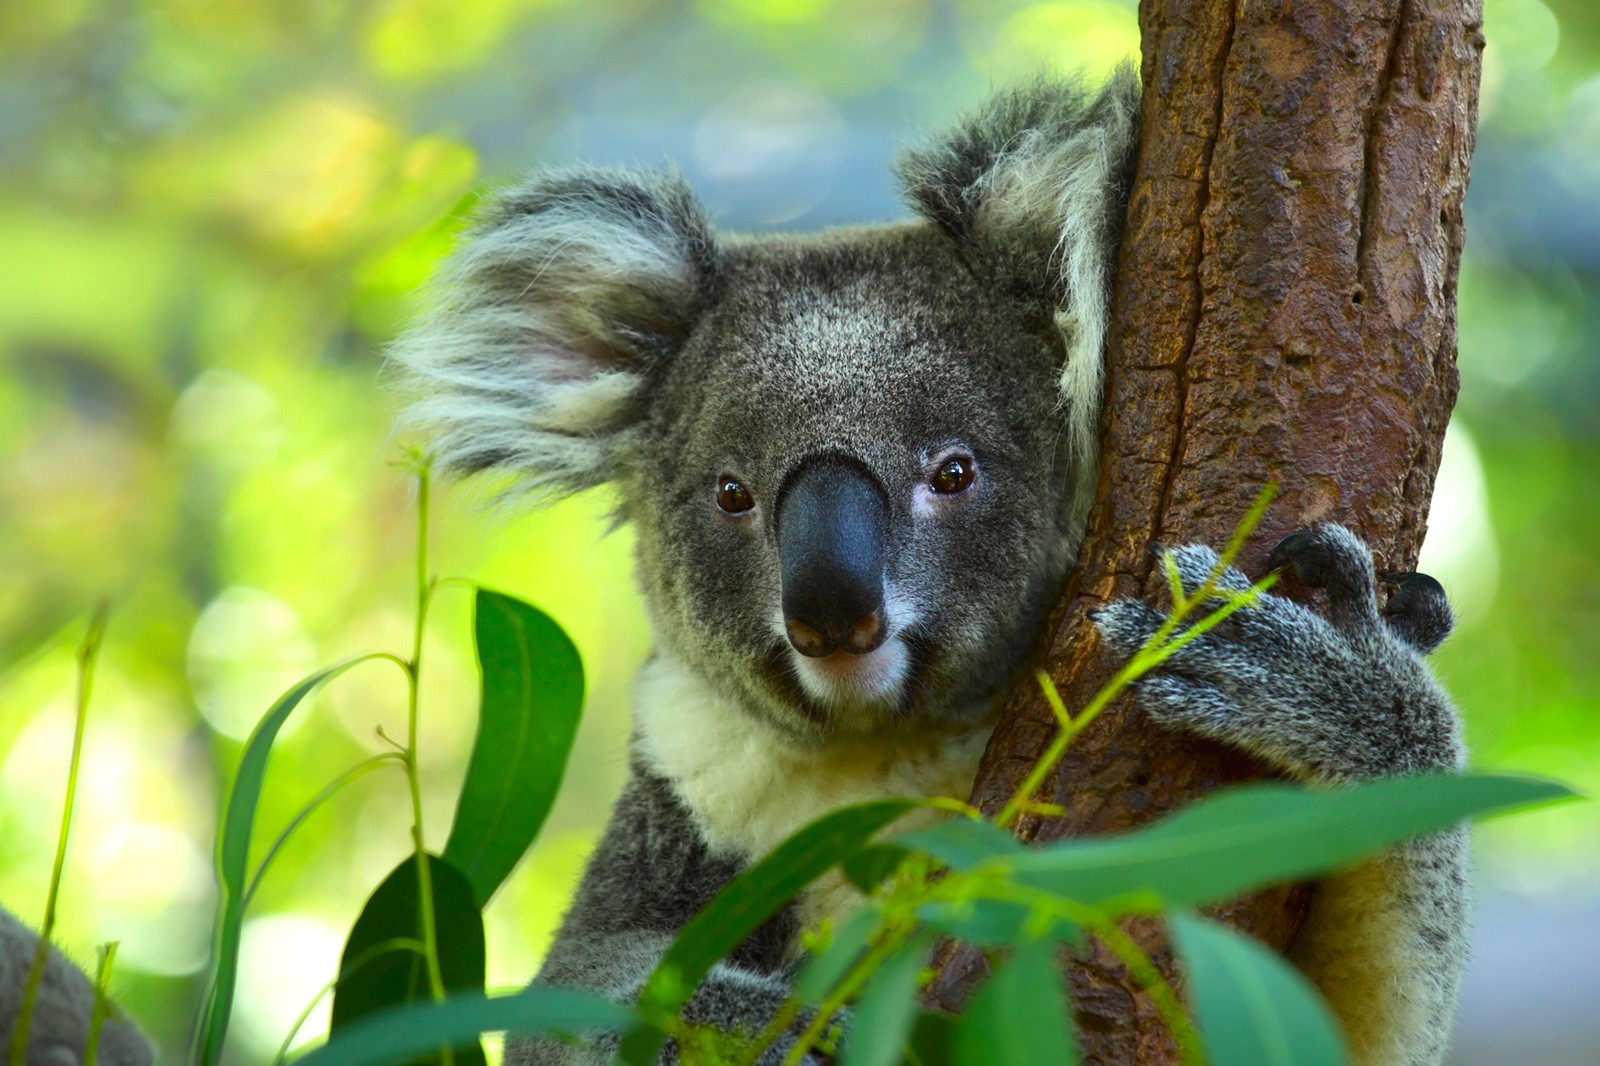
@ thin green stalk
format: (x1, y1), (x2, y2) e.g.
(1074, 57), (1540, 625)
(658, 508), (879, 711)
(84, 940), (118, 1066)
(8, 604), (108, 1066)
(270, 937), (427, 1065)
(243, 753), (405, 909)
(402, 460), (453, 1065)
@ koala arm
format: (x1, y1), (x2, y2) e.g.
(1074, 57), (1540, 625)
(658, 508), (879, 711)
(505, 762), (822, 1066)
(1092, 524), (1468, 1066)
(0, 907), (152, 1066)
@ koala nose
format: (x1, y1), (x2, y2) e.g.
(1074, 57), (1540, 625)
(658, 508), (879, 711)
(776, 457), (889, 658)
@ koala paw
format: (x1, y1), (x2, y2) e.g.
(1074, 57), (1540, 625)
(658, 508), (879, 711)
(1090, 524), (1464, 782)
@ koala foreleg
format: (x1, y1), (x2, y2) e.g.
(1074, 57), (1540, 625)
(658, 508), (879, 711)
(1092, 525), (1468, 1066)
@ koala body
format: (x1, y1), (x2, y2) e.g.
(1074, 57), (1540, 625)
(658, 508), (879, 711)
(396, 70), (1469, 1066)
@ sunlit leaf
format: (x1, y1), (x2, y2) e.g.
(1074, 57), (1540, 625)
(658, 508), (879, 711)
(296, 987), (638, 1066)
(1171, 913), (1347, 1066)
(1005, 773), (1573, 907)
(954, 939), (1077, 1066)
(620, 800), (915, 1065)
(839, 932), (933, 1066)
(193, 655), (398, 1066)
(329, 853), (488, 1065)
(443, 588), (584, 907)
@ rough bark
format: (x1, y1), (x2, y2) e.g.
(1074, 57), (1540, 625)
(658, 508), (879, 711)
(923, 0), (1482, 1059)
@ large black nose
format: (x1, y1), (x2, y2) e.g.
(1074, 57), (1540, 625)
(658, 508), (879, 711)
(776, 457), (888, 658)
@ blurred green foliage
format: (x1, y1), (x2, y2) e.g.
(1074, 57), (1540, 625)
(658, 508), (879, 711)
(0, 0), (1596, 1062)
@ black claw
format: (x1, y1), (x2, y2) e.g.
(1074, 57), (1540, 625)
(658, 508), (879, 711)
(1382, 571), (1454, 655)
(1267, 529), (1325, 583)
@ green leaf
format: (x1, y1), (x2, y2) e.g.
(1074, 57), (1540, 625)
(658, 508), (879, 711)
(444, 589), (584, 908)
(295, 987), (637, 1066)
(915, 899), (1079, 948)
(329, 854), (488, 1066)
(955, 939), (1077, 1066)
(841, 844), (910, 892)
(1170, 913), (1348, 1066)
(620, 800), (915, 1066)
(193, 655), (395, 1066)
(1005, 773), (1573, 907)
(896, 818), (1022, 871)
(903, 1012), (958, 1066)
(797, 906), (882, 1005)
(840, 933), (933, 1066)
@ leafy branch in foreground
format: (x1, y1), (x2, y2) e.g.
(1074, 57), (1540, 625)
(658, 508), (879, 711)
(204, 477), (1576, 1066)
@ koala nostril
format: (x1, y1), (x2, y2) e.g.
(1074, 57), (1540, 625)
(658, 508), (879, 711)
(786, 618), (836, 658)
(844, 611), (883, 654)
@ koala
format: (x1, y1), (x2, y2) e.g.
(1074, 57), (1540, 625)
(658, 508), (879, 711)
(0, 907), (153, 1066)
(394, 68), (1469, 1066)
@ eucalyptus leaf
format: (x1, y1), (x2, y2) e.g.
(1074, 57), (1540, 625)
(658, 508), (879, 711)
(296, 988), (637, 1066)
(1006, 773), (1572, 907)
(1171, 913), (1348, 1066)
(621, 800), (915, 1065)
(840, 933), (934, 1066)
(896, 817), (1022, 871)
(954, 939), (1077, 1066)
(841, 844), (910, 892)
(193, 655), (395, 1066)
(329, 853), (487, 1066)
(903, 1012), (959, 1066)
(444, 589), (584, 908)
(915, 899), (1079, 948)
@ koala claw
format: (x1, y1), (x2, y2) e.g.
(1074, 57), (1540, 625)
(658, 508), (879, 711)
(1267, 524), (1384, 636)
(1380, 571), (1454, 655)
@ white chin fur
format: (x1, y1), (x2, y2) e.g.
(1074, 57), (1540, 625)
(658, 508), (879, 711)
(791, 638), (910, 708)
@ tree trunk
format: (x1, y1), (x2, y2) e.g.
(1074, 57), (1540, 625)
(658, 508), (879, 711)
(923, 0), (1482, 1059)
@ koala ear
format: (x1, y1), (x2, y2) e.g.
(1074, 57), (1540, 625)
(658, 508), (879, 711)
(895, 67), (1140, 472)
(392, 167), (718, 500)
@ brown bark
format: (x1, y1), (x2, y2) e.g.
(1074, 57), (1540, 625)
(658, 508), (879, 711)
(924, 0), (1482, 1059)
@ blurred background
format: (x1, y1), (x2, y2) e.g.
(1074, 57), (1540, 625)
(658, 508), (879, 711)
(0, 0), (1595, 1062)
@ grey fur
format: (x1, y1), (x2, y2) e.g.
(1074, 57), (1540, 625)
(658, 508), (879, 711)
(0, 907), (152, 1066)
(393, 68), (1466, 1066)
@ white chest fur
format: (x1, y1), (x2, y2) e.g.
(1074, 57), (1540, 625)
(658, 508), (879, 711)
(632, 655), (990, 936)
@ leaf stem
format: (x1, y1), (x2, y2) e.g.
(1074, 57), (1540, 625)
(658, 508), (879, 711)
(243, 753), (406, 909)
(404, 460), (454, 1065)
(270, 937), (427, 1065)
(7, 603), (108, 1066)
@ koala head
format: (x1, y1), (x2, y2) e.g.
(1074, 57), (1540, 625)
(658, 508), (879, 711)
(396, 72), (1138, 740)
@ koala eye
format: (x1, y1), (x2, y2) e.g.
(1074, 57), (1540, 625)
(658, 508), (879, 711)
(930, 455), (975, 495)
(716, 477), (755, 514)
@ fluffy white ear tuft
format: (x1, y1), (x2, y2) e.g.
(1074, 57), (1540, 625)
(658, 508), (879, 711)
(391, 167), (718, 502)
(896, 67), (1141, 503)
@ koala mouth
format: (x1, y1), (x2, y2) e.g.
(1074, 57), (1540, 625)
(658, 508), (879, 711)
(790, 637), (911, 709)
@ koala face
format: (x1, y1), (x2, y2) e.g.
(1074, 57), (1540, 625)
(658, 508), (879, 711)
(394, 73), (1138, 740)
(630, 229), (1074, 735)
